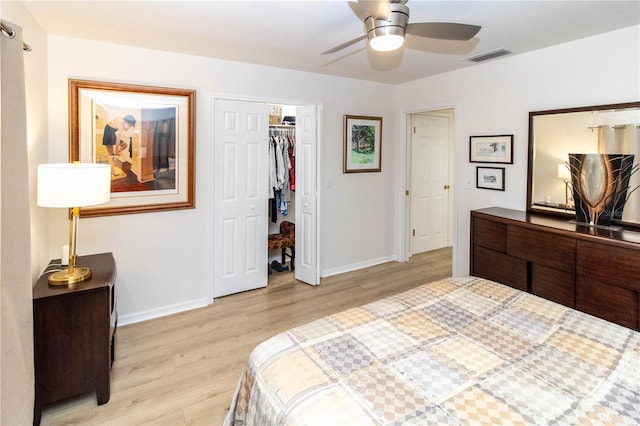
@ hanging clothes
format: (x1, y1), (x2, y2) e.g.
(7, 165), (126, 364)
(275, 135), (286, 191)
(288, 135), (296, 191)
(270, 197), (277, 223)
(268, 125), (295, 220)
(280, 137), (291, 204)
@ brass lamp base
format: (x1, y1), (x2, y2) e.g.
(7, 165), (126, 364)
(48, 267), (92, 285)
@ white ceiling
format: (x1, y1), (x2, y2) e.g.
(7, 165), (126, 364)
(22, 0), (640, 85)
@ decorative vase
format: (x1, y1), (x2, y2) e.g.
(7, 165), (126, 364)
(568, 153), (635, 226)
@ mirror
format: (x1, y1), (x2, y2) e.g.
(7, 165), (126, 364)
(527, 101), (640, 228)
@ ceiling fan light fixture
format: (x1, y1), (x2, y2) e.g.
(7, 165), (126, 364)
(322, 0), (482, 56)
(365, 3), (409, 52)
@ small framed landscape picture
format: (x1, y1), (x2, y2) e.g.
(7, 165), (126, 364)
(469, 134), (513, 163)
(477, 166), (505, 191)
(344, 115), (382, 173)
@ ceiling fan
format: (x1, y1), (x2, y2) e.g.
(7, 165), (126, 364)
(322, 0), (481, 54)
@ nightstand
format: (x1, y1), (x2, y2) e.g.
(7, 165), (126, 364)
(32, 252), (117, 426)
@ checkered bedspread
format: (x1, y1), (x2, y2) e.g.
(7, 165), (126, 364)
(224, 276), (640, 425)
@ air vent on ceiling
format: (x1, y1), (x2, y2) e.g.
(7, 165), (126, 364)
(465, 48), (512, 63)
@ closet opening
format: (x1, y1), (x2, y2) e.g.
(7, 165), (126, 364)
(267, 104), (297, 278)
(212, 97), (319, 299)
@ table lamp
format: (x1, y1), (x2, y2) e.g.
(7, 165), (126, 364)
(37, 162), (111, 285)
(557, 163), (572, 208)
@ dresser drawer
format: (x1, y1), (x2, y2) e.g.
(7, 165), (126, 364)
(508, 225), (575, 272)
(472, 217), (507, 253)
(576, 240), (640, 292)
(473, 245), (527, 291)
(531, 264), (575, 308)
(576, 275), (639, 330)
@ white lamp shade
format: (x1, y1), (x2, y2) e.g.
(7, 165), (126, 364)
(37, 163), (111, 208)
(557, 163), (572, 180)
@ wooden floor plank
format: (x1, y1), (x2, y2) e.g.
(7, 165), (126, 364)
(39, 248), (452, 425)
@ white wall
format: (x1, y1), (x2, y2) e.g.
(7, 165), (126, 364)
(46, 36), (397, 323)
(396, 25), (640, 276)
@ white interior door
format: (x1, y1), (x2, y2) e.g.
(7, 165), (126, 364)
(295, 105), (319, 285)
(213, 99), (269, 298)
(410, 114), (450, 255)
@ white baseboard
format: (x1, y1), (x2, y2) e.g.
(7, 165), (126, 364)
(120, 256), (398, 324)
(321, 255), (397, 278)
(118, 297), (209, 326)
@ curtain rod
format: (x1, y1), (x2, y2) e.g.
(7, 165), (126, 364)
(1, 20), (32, 52)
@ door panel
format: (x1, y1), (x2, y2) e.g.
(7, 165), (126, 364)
(214, 100), (269, 297)
(222, 218), (236, 277)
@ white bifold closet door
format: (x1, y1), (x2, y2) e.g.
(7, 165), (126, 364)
(213, 100), (269, 298)
(295, 105), (319, 285)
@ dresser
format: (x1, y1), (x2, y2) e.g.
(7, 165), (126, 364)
(33, 252), (117, 426)
(470, 207), (640, 331)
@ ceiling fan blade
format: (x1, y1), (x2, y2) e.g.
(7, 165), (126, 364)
(350, 0), (391, 20)
(321, 34), (367, 55)
(406, 22), (481, 41)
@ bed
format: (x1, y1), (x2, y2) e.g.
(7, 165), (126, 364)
(224, 276), (640, 425)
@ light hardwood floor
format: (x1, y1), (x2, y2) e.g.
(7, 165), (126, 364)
(40, 248), (452, 425)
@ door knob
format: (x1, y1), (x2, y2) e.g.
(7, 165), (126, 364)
(444, 184), (450, 189)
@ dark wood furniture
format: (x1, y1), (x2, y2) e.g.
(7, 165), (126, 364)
(268, 220), (295, 271)
(471, 207), (640, 331)
(33, 253), (117, 426)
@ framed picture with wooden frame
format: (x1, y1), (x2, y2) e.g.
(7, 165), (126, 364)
(476, 166), (506, 191)
(69, 79), (195, 217)
(343, 115), (382, 173)
(469, 134), (513, 163)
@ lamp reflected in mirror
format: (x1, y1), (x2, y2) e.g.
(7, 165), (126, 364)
(557, 163), (573, 209)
